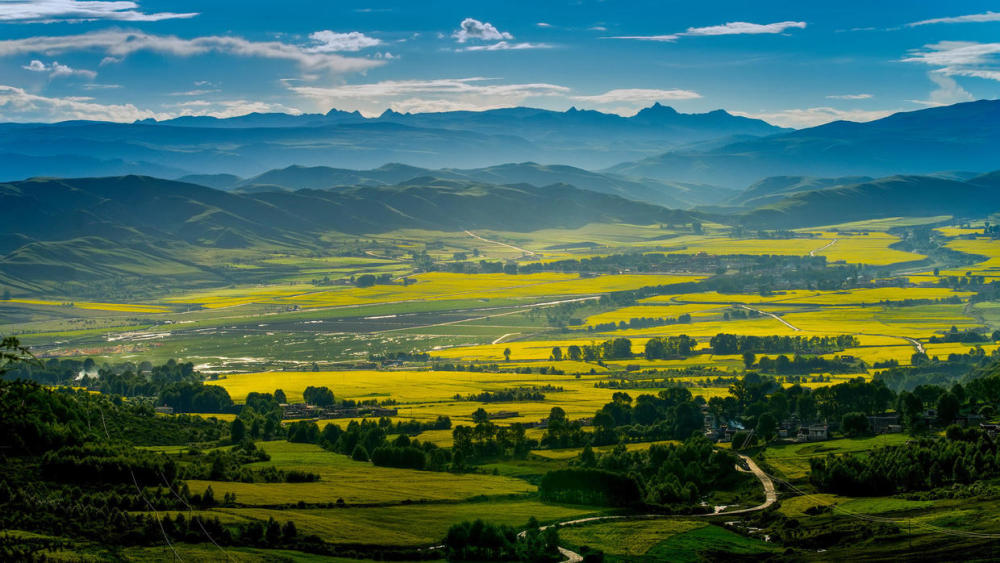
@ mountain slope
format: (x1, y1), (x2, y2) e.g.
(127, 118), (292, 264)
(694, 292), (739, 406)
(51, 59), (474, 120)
(739, 174), (1000, 228)
(237, 162), (735, 208)
(608, 99), (1000, 187)
(0, 175), (693, 293)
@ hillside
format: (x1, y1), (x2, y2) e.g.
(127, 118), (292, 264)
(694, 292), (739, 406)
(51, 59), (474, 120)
(739, 174), (1000, 228)
(238, 162), (735, 208)
(0, 175), (692, 292)
(608, 99), (1000, 187)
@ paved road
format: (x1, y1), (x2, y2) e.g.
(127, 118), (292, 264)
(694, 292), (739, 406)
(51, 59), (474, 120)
(526, 453), (777, 562)
(809, 238), (839, 257)
(464, 230), (537, 256)
(739, 304), (801, 331)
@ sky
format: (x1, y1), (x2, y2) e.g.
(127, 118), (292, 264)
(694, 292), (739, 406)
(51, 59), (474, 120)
(0, 0), (999, 127)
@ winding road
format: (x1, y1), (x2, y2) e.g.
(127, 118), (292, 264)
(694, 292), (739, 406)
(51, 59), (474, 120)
(809, 238), (839, 257)
(524, 454), (777, 562)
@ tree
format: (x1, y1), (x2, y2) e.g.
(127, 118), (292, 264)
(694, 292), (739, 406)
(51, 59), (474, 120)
(567, 345), (582, 361)
(1, 288), (9, 301)
(756, 413), (777, 441)
(273, 389), (287, 404)
(742, 352), (756, 369)
(551, 347), (563, 361)
(937, 393), (961, 426)
(472, 407), (490, 424)
(354, 274), (377, 288)
(841, 412), (869, 437)
(579, 445), (597, 468)
(351, 445), (369, 462)
(503, 348), (512, 362)
(302, 386), (335, 407)
(0, 336), (38, 374)
(230, 418), (246, 443)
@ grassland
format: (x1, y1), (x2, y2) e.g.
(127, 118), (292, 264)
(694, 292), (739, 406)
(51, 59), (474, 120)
(763, 434), (912, 480)
(188, 441), (535, 505)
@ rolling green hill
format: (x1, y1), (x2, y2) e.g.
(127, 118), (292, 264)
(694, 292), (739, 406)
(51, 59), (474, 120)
(739, 174), (1000, 228)
(0, 175), (692, 294)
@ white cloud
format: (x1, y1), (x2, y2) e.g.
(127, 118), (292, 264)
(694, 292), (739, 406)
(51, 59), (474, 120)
(612, 20), (806, 42)
(21, 58), (96, 79)
(536, 22), (551, 28)
(902, 41), (1000, 68)
(684, 21), (807, 36)
(0, 29), (384, 74)
(826, 93), (873, 100)
(0, 84), (163, 121)
(732, 106), (895, 128)
(167, 89), (221, 96)
(589, 26), (607, 32)
(908, 72), (975, 107)
(0, 83), (310, 122)
(306, 31), (382, 53)
(901, 41), (1000, 85)
(452, 18), (513, 43)
(287, 77), (569, 116)
(571, 88), (701, 103)
(0, 0), (197, 23)
(163, 99), (304, 118)
(22, 59), (46, 71)
(80, 82), (119, 90)
(460, 41), (551, 51)
(908, 11), (1000, 26)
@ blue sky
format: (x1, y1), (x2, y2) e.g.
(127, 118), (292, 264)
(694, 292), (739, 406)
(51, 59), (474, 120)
(0, 0), (999, 127)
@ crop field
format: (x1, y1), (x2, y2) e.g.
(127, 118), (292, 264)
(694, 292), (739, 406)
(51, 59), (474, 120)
(210, 501), (599, 546)
(940, 238), (1000, 278)
(763, 434), (912, 480)
(187, 441), (535, 505)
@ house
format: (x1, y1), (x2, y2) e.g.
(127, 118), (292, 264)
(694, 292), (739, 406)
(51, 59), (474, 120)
(797, 424), (829, 442)
(488, 411), (520, 420)
(868, 414), (901, 435)
(980, 423), (1000, 437)
(808, 424), (829, 441)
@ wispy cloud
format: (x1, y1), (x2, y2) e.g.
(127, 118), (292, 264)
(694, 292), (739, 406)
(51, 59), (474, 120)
(826, 93), (873, 100)
(288, 77), (570, 115)
(162, 99), (304, 118)
(0, 84), (162, 121)
(535, 22), (552, 28)
(901, 41), (1000, 83)
(908, 11), (1000, 27)
(571, 88), (701, 103)
(306, 31), (382, 53)
(459, 41), (551, 52)
(0, 29), (384, 73)
(22, 59), (96, 79)
(732, 106), (894, 128)
(612, 20), (806, 42)
(0, 0), (197, 23)
(167, 89), (221, 96)
(908, 72), (974, 107)
(452, 18), (513, 43)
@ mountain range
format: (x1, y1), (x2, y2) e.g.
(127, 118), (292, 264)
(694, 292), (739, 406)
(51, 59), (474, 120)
(608, 99), (1000, 187)
(180, 162), (736, 209)
(0, 104), (784, 180)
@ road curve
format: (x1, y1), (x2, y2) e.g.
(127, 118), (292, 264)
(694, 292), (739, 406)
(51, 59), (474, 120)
(526, 453), (777, 562)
